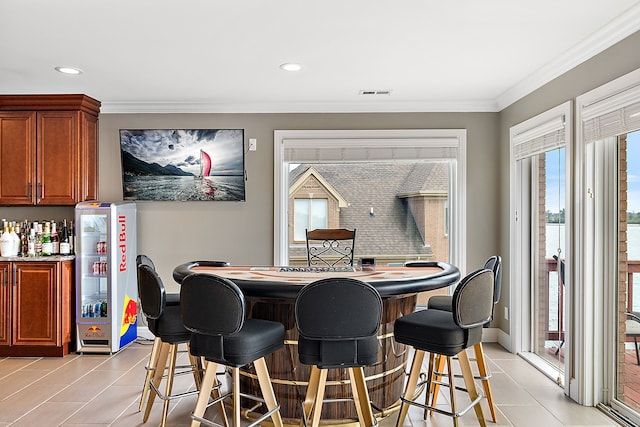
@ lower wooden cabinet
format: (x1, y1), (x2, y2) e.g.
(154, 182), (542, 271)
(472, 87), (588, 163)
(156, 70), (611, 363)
(0, 260), (74, 356)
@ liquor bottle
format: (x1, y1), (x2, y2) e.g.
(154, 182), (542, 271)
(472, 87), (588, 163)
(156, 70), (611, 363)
(34, 223), (42, 255)
(9, 224), (19, 256)
(59, 219), (71, 255)
(0, 225), (12, 257)
(27, 228), (36, 257)
(20, 225), (28, 257)
(41, 222), (52, 256)
(14, 224), (22, 257)
(51, 220), (60, 255)
(69, 220), (75, 254)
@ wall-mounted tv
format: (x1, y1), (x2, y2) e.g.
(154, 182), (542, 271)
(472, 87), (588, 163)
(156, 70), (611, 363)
(119, 129), (246, 201)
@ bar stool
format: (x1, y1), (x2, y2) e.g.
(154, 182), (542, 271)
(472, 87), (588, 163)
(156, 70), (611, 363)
(138, 257), (230, 413)
(394, 268), (494, 427)
(137, 263), (203, 427)
(294, 277), (382, 427)
(181, 273), (285, 427)
(422, 255), (501, 422)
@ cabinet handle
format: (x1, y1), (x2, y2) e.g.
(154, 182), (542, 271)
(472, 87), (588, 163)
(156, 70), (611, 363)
(27, 183), (32, 200)
(37, 182), (42, 202)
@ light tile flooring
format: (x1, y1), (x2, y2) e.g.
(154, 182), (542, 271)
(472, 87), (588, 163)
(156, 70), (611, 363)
(0, 341), (621, 427)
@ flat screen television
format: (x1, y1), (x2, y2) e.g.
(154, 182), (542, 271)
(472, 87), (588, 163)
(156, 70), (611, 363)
(119, 129), (246, 201)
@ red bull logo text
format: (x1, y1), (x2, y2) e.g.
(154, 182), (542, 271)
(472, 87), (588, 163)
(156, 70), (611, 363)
(119, 215), (127, 272)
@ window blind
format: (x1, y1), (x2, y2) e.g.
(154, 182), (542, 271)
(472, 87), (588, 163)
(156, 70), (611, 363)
(581, 82), (640, 142)
(512, 116), (566, 161)
(282, 137), (459, 162)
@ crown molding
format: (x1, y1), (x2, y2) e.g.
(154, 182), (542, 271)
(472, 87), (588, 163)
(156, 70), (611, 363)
(100, 99), (500, 114)
(496, 3), (640, 110)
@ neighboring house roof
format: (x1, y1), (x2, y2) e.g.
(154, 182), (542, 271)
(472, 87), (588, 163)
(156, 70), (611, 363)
(289, 162), (448, 260)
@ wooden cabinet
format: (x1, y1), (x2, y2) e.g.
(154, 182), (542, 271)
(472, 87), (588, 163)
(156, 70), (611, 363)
(0, 94), (100, 205)
(0, 260), (74, 356)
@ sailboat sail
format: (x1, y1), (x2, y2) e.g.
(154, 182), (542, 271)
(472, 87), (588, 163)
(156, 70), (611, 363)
(200, 149), (212, 177)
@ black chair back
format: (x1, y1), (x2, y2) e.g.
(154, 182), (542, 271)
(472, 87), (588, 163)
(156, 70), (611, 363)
(295, 277), (382, 367)
(138, 264), (166, 320)
(180, 273), (245, 336)
(452, 268), (494, 329)
(137, 254), (157, 271)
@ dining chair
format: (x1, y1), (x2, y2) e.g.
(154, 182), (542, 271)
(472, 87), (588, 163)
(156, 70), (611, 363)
(294, 276), (382, 427)
(394, 268), (494, 427)
(137, 256), (229, 414)
(306, 228), (356, 267)
(181, 273), (285, 427)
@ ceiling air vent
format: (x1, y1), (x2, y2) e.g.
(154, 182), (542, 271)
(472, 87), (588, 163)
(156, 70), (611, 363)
(359, 90), (392, 96)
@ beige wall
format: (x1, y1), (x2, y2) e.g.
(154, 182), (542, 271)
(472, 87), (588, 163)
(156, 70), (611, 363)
(497, 30), (640, 334)
(4, 31), (638, 337)
(98, 112), (500, 294)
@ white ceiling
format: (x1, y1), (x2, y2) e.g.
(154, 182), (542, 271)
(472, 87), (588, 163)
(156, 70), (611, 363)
(2, 0), (640, 114)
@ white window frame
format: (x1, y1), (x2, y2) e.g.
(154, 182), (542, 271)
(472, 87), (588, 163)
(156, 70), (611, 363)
(273, 129), (466, 272)
(509, 101), (572, 389)
(575, 67), (640, 412)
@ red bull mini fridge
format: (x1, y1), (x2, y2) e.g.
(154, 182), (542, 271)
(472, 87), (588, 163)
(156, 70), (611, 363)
(75, 201), (137, 353)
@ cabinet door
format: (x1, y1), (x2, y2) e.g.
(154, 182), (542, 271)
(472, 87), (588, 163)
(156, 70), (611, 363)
(13, 262), (59, 347)
(0, 112), (37, 204)
(37, 111), (79, 205)
(0, 262), (10, 346)
(79, 112), (98, 202)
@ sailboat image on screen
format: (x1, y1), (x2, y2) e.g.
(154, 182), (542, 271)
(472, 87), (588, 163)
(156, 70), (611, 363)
(198, 149), (215, 197)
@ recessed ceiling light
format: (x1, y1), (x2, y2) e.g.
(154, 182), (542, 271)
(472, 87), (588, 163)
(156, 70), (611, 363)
(280, 63), (302, 72)
(55, 66), (83, 75)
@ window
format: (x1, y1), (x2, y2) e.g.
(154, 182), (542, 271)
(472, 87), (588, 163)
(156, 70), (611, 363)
(274, 129), (467, 274)
(293, 198), (327, 241)
(510, 101), (571, 387)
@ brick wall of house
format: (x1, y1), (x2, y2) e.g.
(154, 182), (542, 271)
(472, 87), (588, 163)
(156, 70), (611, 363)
(618, 135), (628, 395)
(536, 154), (549, 355)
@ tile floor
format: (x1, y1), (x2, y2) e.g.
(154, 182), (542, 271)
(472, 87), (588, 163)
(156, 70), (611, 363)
(0, 341), (621, 426)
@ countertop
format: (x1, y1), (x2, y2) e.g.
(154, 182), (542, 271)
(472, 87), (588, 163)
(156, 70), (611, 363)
(0, 255), (76, 262)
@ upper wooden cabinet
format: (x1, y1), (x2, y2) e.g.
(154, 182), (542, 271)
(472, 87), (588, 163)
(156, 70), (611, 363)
(0, 94), (100, 205)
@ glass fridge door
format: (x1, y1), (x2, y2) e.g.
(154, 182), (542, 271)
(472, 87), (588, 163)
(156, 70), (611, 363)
(77, 213), (110, 321)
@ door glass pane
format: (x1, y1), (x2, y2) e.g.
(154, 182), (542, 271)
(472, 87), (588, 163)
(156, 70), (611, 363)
(532, 147), (566, 373)
(616, 130), (640, 413)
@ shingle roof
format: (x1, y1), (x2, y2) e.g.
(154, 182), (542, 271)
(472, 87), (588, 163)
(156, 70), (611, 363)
(289, 162), (448, 260)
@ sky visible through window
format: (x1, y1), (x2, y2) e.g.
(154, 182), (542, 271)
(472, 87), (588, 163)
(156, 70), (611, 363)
(544, 130), (640, 213)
